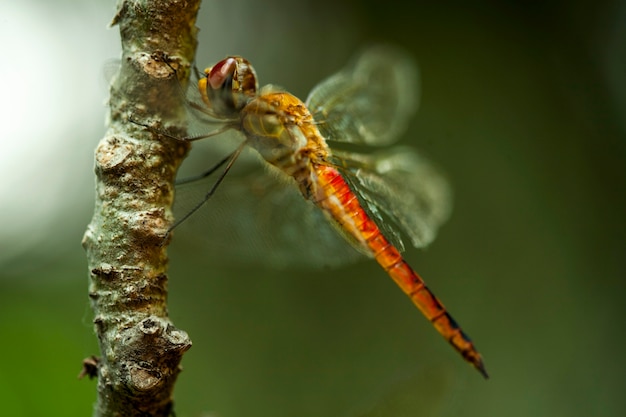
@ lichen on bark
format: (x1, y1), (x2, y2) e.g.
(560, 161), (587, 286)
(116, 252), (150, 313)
(82, 1), (202, 415)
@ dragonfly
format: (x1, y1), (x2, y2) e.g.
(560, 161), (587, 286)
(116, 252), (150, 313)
(159, 46), (488, 378)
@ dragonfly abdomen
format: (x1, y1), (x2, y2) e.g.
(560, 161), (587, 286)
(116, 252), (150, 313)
(313, 163), (488, 378)
(378, 253), (488, 377)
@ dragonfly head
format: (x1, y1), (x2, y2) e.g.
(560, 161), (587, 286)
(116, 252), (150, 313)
(198, 56), (258, 118)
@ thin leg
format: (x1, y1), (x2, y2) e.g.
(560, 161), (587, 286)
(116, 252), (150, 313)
(175, 152), (234, 185)
(164, 141), (246, 239)
(128, 114), (234, 142)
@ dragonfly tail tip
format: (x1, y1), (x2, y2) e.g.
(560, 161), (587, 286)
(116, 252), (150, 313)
(475, 359), (489, 379)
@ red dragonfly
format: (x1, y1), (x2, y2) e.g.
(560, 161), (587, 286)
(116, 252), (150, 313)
(167, 46), (487, 378)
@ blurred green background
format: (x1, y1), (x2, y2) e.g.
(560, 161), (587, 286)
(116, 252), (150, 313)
(1, 0), (624, 416)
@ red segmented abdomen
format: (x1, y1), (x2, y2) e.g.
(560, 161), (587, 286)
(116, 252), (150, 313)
(313, 164), (488, 378)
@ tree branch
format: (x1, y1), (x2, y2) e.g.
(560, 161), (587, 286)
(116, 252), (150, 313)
(82, 1), (201, 415)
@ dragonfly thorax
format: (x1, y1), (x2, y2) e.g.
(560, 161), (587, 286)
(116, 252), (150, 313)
(241, 92), (330, 174)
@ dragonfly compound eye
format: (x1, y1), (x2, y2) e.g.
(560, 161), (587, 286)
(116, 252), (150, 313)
(199, 56), (259, 116)
(207, 57), (238, 89)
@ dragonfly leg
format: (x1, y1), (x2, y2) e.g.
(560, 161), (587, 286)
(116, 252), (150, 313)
(175, 152), (235, 185)
(163, 141), (246, 241)
(128, 114), (233, 142)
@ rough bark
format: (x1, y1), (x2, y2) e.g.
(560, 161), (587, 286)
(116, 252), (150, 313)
(82, 1), (201, 415)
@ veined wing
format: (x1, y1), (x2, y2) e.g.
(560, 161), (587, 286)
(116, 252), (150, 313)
(306, 45), (418, 146)
(175, 145), (451, 267)
(332, 146), (452, 251)
(174, 50), (444, 265)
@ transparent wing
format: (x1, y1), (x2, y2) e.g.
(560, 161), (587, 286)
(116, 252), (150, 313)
(172, 50), (446, 267)
(306, 45), (419, 146)
(333, 146), (452, 250)
(173, 149), (363, 269)
(174, 145), (451, 269)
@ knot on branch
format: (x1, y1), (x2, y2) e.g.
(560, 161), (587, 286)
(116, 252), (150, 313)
(116, 317), (192, 395)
